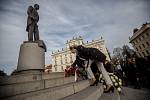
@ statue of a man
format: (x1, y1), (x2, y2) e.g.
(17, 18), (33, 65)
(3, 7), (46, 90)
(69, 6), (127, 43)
(26, 4), (40, 41)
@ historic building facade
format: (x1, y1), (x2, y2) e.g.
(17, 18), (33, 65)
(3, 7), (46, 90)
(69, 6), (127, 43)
(51, 36), (111, 72)
(129, 22), (150, 58)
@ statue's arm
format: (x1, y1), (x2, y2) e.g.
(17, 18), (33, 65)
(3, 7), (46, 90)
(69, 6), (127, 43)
(27, 6), (34, 19)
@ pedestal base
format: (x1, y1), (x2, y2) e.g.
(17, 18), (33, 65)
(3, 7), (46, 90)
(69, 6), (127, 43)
(17, 42), (45, 71)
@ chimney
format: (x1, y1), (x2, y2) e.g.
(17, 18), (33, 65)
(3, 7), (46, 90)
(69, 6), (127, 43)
(133, 28), (138, 34)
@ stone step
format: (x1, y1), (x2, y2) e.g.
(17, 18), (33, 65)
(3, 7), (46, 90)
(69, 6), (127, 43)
(1, 80), (90, 100)
(0, 76), (74, 97)
(98, 89), (118, 100)
(61, 84), (104, 100)
(0, 72), (64, 85)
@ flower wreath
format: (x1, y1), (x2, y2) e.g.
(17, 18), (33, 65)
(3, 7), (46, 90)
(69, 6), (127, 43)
(99, 73), (122, 93)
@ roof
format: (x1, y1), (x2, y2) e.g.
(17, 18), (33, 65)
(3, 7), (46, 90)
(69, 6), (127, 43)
(129, 23), (150, 43)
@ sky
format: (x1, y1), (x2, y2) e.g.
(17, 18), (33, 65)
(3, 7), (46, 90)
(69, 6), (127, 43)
(0, 0), (149, 75)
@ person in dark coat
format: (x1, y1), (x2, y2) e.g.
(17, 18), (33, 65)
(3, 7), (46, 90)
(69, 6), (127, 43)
(70, 45), (113, 92)
(104, 60), (114, 73)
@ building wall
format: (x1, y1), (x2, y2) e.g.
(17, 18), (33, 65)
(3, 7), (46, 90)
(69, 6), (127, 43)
(130, 23), (150, 57)
(51, 37), (110, 72)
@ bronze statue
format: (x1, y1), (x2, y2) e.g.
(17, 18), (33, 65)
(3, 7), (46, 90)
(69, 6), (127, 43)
(25, 4), (47, 52)
(26, 4), (40, 41)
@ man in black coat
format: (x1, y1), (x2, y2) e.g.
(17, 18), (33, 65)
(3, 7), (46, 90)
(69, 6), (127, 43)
(72, 56), (100, 85)
(70, 45), (113, 92)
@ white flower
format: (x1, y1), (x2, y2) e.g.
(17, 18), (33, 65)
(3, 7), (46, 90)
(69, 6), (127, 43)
(110, 76), (114, 79)
(101, 80), (104, 83)
(112, 79), (116, 82)
(111, 77), (115, 81)
(117, 87), (121, 92)
(113, 75), (116, 77)
(115, 82), (118, 86)
(119, 79), (122, 82)
(115, 76), (118, 80)
(119, 82), (122, 86)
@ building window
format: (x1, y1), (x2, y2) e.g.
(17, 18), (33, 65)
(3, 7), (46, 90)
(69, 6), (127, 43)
(55, 60), (57, 66)
(135, 47), (138, 51)
(137, 39), (139, 43)
(136, 39), (138, 43)
(61, 59), (63, 64)
(142, 44), (145, 48)
(61, 66), (63, 71)
(134, 41), (137, 44)
(65, 58), (67, 63)
(146, 50), (149, 55)
(60, 55), (63, 64)
(137, 53), (141, 57)
(139, 37), (141, 41)
(142, 52), (145, 57)
(65, 54), (67, 63)
(141, 36), (143, 40)
(146, 33), (149, 37)
(138, 53), (141, 57)
(139, 45), (142, 49)
(142, 35), (145, 39)
(146, 42), (150, 46)
(55, 66), (57, 71)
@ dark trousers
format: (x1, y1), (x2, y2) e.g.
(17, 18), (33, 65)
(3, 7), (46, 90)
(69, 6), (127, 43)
(28, 23), (39, 41)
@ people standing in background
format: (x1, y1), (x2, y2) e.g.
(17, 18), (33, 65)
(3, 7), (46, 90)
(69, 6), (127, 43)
(115, 61), (123, 79)
(104, 60), (114, 73)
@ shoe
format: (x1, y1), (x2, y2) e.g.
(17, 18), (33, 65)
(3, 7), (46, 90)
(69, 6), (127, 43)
(90, 78), (96, 86)
(104, 85), (114, 93)
(95, 81), (98, 86)
(90, 81), (98, 86)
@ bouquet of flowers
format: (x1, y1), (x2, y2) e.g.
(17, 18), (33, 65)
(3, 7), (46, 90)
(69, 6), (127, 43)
(99, 73), (122, 93)
(65, 66), (76, 77)
(65, 66), (87, 81)
(75, 67), (87, 81)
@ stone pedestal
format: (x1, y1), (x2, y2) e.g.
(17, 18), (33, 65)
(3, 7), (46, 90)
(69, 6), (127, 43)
(17, 42), (45, 71)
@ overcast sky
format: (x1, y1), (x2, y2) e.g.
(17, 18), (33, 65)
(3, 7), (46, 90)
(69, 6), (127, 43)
(0, 0), (149, 75)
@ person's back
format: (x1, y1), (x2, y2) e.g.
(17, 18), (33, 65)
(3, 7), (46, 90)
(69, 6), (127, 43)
(88, 47), (106, 63)
(76, 45), (106, 63)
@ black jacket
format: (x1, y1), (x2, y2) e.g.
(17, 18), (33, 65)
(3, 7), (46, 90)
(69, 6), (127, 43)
(71, 56), (85, 68)
(76, 45), (106, 62)
(104, 62), (114, 73)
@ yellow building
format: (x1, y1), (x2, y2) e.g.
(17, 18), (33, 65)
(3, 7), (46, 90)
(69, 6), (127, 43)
(51, 36), (111, 72)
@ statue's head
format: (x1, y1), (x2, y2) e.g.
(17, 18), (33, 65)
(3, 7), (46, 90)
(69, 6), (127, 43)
(34, 4), (39, 10)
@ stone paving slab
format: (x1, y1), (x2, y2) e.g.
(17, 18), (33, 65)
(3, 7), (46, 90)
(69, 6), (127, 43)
(99, 89), (119, 100)
(61, 84), (104, 100)
(99, 87), (150, 100)
(120, 87), (150, 100)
